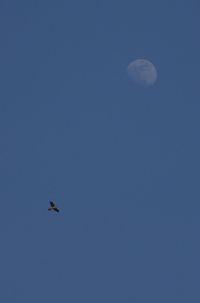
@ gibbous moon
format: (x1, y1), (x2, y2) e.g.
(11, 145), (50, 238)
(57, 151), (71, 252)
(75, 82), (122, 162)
(127, 59), (157, 86)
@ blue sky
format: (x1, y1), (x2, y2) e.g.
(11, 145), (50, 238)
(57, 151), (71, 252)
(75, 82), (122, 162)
(1, 0), (200, 302)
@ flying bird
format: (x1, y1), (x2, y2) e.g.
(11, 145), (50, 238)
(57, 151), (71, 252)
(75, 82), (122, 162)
(48, 201), (59, 212)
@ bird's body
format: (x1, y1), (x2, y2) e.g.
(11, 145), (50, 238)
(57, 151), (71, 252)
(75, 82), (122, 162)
(48, 201), (59, 212)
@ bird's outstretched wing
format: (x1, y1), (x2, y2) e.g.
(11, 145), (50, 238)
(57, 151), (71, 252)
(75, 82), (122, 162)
(50, 201), (55, 207)
(53, 207), (59, 212)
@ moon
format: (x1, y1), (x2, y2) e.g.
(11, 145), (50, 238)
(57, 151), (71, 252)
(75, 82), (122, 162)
(127, 59), (157, 86)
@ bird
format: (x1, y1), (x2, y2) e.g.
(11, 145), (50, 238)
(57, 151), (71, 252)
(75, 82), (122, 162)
(48, 201), (59, 212)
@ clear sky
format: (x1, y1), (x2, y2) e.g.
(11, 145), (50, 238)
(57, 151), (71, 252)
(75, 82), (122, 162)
(1, 0), (200, 302)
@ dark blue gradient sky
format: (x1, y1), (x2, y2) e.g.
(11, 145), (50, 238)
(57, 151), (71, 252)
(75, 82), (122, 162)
(1, 1), (200, 302)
